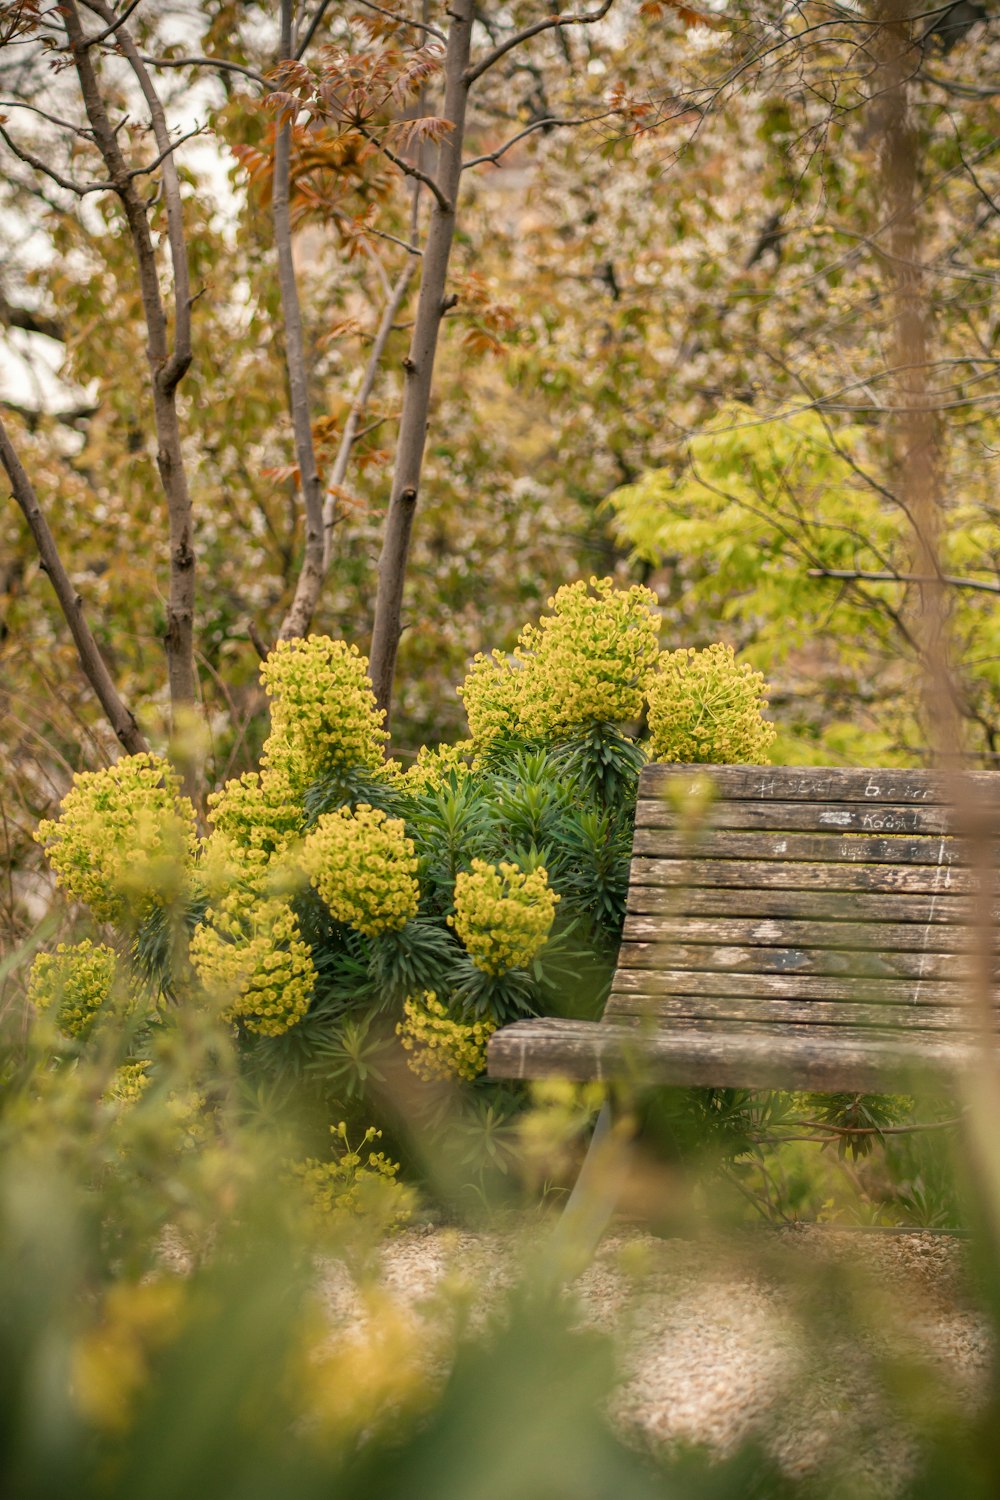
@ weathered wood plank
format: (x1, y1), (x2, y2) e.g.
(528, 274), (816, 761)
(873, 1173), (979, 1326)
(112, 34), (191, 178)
(487, 764), (1000, 1093)
(628, 856), (988, 895)
(620, 913), (982, 954)
(604, 992), (980, 1032)
(616, 940), (979, 981)
(639, 763), (1000, 806)
(635, 798), (961, 836)
(487, 1015), (979, 1091)
(626, 885), (988, 926)
(631, 826), (967, 867)
(608, 967), (981, 1006)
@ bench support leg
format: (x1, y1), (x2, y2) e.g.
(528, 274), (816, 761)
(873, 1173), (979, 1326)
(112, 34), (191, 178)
(548, 1101), (624, 1278)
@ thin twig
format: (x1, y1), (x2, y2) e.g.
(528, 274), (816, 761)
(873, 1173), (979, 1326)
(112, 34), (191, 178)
(77, 0), (145, 49)
(138, 53), (270, 88)
(352, 0), (446, 44)
(464, 0), (615, 87)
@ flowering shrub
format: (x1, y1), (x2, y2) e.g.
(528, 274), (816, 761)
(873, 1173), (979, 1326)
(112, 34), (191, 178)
(35, 754), (197, 922)
(27, 587), (777, 1205)
(397, 991), (497, 1082)
(190, 889), (315, 1036)
(646, 643), (776, 764)
(302, 804), (419, 937)
(450, 860), (559, 975)
(260, 636), (387, 791)
(27, 939), (122, 1039)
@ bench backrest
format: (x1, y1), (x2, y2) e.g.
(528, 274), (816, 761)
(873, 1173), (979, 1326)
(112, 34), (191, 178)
(608, 764), (999, 1044)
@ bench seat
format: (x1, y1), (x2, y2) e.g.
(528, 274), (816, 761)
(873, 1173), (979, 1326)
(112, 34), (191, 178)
(487, 764), (1000, 1095)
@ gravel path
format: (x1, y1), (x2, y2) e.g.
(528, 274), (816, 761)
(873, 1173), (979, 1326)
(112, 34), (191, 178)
(321, 1223), (991, 1492)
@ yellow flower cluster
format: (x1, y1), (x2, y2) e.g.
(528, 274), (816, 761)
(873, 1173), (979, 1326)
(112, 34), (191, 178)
(72, 1276), (187, 1433)
(402, 740), (475, 795)
(302, 804), (419, 938)
(291, 1122), (412, 1229)
(35, 754), (198, 923)
(449, 859), (559, 974)
(457, 650), (525, 748)
(517, 577), (660, 736)
(646, 643), (777, 765)
(190, 889), (315, 1036)
(457, 579), (660, 746)
(106, 1061), (152, 1106)
(397, 991), (496, 1082)
(205, 766), (303, 885)
(27, 939), (120, 1039)
(260, 636), (387, 792)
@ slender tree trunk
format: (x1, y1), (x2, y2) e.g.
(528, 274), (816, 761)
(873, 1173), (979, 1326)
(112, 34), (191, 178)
(368, 0), (475, 722)
(322, 250), (418, 571)
(274, 0), (326, 643)
(0, 416), (148, 754)
(64, 1), (197, 716)
(874, 0), (956, 758)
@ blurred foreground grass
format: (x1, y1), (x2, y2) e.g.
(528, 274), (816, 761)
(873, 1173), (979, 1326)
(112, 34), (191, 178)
(3, 929), (1000, 1500)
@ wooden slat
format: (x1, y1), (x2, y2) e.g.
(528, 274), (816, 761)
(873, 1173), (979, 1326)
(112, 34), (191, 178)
(639, 763), (1000, 805)
(631, 826), (966, 867)
(488, 764), (1000, 1093)
(608, 967), (981, 1007)
(487, 1015), (979, 1091)
(620, 913), (979, 955)
(616, 940), (979, 981)
(635, 798), (959, 836)
(605, 992), (979, 1032)
(626, 885), (988, 926)
(628, 856), (987, 895)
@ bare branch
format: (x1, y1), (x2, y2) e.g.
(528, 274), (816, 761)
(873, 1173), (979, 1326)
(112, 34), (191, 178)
(274, 0), (325, 642)
(0, 99), (93, 137)
(0, 297), (64, 342)
(462, 109), (618, 170)
(127, 123), (206, 180)
(0, 120), (110, 196)
(351, 0), (446, 44)
(0, 415), (148, 755)
(138, 53), (270, 89)
(808, 567), (1000, 595)
(464, 0), (615, 87)
(296, 0), (340, 57)
(77, 0), (145, 50)
(85, 0), (194, 388)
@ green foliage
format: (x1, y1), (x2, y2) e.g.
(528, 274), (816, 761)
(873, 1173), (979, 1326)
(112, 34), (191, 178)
(607, 404), (1000, 766)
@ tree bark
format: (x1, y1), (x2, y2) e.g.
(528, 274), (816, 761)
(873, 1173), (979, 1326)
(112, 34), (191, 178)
(367, 0), (475, 722)
(64, 0), (197, 716)
(873, 0), (957, 759)
(274, 0), (326, 644)
(0, 415), (148, 755)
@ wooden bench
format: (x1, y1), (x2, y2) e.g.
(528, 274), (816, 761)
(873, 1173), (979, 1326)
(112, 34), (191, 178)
(488, 764), (1000, 1095)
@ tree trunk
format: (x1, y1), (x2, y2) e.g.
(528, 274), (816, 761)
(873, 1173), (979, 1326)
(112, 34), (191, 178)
(367, 0), (475, 723)
(65, 0), (197, 716)
(873, 0), (956, 759)
(274, 0), (326, 644)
